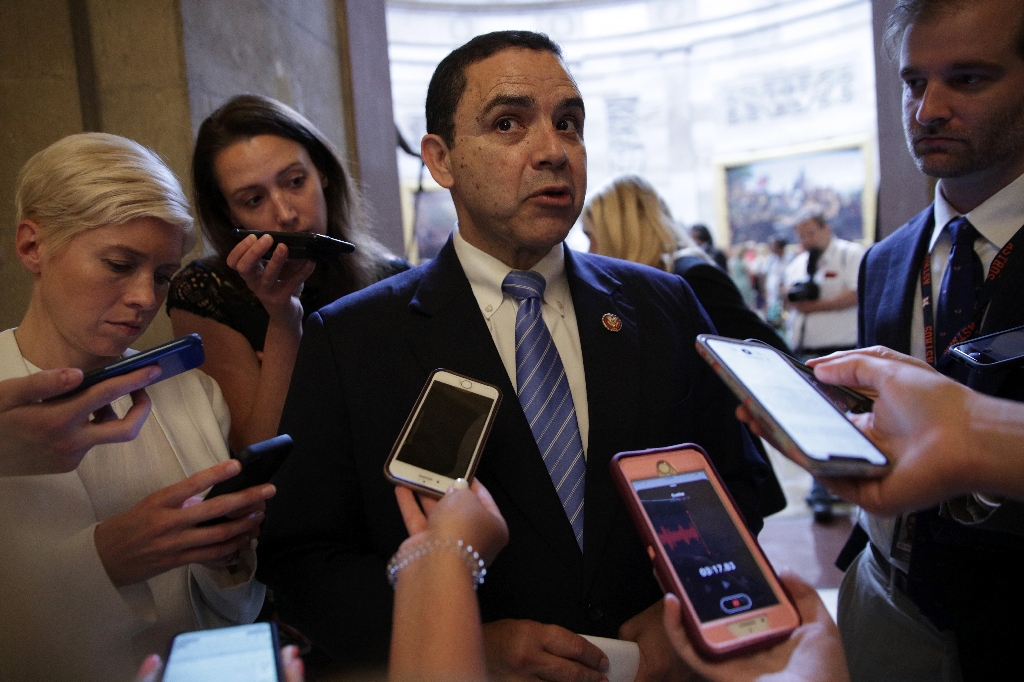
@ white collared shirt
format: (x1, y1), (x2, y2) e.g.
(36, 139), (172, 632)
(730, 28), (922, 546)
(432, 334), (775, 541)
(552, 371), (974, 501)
(909, 171), (1024, 359)
(452, 230), (590, 456)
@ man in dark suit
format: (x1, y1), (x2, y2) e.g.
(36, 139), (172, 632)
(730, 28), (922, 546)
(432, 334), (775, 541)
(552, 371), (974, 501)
(843, 1), (1024, 680)
(258, 31), (780, 680)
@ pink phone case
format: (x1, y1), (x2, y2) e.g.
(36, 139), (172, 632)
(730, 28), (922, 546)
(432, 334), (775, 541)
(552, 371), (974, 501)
(610, 445), (800, 659)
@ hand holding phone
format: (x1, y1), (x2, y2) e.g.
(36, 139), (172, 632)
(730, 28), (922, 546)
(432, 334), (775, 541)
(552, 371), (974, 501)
(46, 334), (204, 402)
(660, 572), (847, 681)
(611, 446), (800, 659)
(234, 229), (354, 261)
(0, 366), (156, 476)
(200, 434), (293, 526)
(394, 478), (509, 567)
(697, 335), (889, 478)
(384, 370), (502, 498)
(93, 460), (274, 587)
(744, 339), (874, 414)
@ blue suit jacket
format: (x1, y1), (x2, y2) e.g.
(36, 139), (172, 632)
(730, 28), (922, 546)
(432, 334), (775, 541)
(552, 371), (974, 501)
(858, 206), (1024, 674)
(258, 238), (777, 667)
(859, 205), (1024, 397)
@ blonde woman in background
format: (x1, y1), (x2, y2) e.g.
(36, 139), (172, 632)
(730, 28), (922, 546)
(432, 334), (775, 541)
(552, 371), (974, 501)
(582, 175), (789, 352)
(0, 133), (272, 682)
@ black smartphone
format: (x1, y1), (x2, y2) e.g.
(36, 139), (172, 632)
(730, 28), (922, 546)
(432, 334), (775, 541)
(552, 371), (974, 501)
(697, 335), (889, 477)
(199, 434), (293, 526)
(744, 339), (873, 414)
(161, 622), (282, 682)
(384, 369), (502, 498)
(45, 334), (204, 402)
(234, 229), (355, 261)
(950, 325), (1024, 372)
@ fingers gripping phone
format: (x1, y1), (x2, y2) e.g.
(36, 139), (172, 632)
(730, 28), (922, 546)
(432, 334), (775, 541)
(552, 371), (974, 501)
(46, 334), (205, 402)
(697, 335), (889, 477)
(161, 622), (283, 682)
(950, 324), (1024, 372)
(199, 434), (293, 526)
(384, 369), (502, 498)
(744, 338), (874, 414)
(234, 229), (355, 261)
(611, 446), (800, 659)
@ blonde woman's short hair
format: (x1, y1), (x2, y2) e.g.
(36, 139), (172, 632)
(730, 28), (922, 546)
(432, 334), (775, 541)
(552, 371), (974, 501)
(582, 175), (680, 271)
(15, 132), (195, 254)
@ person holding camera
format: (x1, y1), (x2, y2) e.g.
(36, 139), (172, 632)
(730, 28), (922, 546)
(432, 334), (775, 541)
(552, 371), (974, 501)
(784, 213), (865, 521)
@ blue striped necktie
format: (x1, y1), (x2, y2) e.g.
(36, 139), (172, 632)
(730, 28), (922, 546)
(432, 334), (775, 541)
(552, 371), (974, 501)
(502, 270), (586, 551)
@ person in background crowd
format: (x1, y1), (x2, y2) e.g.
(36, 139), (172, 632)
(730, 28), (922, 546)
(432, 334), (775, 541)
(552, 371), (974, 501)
(761, 236), (791, 329)
(690, 223), (728, 270)
(167, 94), (408, 452)
(783, 212), (864, 523)
(0, 133), (270, 682)
(582, 175), (789, 353)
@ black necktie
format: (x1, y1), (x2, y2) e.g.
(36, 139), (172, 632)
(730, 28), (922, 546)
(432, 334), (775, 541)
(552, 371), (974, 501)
(935, 217), (984, 352)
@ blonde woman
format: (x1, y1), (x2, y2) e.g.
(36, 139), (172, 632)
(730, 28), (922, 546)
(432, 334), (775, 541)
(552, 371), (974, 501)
(0, 133), (272, 682)
(582, 176), (789, 352)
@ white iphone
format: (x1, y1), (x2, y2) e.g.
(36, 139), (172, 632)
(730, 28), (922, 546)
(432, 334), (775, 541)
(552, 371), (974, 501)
(384, 369), (502, 497)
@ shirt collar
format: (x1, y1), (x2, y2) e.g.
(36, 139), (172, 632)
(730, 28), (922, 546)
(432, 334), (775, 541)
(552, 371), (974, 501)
(452, 228), (570, 321)
(932, 171), (1024, 251)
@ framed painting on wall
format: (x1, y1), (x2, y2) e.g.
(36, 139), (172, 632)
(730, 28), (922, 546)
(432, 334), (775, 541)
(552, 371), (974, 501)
(715, 138), (876, 247)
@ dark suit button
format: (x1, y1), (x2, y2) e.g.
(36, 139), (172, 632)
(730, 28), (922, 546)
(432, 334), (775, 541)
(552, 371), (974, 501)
(586, 602), (605, 622)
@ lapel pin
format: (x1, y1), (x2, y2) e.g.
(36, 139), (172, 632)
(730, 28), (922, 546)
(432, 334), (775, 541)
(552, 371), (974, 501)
(602, 313), (622, 332)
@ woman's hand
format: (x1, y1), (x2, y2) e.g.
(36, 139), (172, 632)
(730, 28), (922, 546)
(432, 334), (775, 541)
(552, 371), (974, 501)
(0, 365), (157, 476)
(94, 459), (276, 587)
(227, 234), (315, 327)
(394, 479), (509, 567)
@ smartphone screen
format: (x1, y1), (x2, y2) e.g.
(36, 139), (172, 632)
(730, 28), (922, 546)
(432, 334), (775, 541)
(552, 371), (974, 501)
(394, 381), (495, 479)
(705, 337), (887, 466)
(163, 623), (279, 682)
(633, 470), (778, 622)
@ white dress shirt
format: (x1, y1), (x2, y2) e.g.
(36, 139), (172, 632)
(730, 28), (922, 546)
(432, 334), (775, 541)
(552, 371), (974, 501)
(452, 230), (590, 456)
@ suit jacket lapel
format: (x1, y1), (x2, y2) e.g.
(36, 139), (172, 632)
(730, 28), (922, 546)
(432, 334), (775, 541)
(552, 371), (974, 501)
(565, 250), (642, 583)
(405, 238), (584, 571)
(872, 208), (934, 353)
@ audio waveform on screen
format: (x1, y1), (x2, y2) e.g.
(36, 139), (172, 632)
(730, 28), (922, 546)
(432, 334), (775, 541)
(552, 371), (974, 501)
(658, 510), (711, 556)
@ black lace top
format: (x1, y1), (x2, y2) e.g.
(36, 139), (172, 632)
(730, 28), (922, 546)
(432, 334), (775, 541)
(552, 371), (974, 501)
(166, 258), (410, 352)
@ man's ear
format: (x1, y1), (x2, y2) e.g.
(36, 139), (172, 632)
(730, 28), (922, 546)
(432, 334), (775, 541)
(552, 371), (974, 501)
(15, 220), (45, 274)
(420, 134), (456, 190)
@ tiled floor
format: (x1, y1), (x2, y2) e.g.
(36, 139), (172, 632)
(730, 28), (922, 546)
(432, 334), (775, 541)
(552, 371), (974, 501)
(757, 443), (856, 620)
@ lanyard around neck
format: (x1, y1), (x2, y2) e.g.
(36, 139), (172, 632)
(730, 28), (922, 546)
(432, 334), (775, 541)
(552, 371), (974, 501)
(920, 223), (1023, 367)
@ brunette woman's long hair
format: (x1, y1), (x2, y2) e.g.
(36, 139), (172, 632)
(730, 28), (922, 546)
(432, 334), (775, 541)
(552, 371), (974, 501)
(192, 94), (394, 311)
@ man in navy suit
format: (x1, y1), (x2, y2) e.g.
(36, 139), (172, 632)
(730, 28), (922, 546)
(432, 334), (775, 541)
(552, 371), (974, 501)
(258, 31), (780, 680)
(843, 1), (1024, 680)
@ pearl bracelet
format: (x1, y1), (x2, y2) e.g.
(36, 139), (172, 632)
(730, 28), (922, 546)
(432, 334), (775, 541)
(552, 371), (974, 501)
(386, 537), (487, 590)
